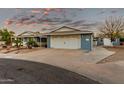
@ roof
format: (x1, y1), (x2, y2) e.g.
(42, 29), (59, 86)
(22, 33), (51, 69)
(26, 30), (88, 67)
(17, 31), (46, 38)
(43, 26), (93, 35)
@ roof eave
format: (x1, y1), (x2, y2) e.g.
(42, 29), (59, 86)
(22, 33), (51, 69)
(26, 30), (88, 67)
(44, 32), (93, 35)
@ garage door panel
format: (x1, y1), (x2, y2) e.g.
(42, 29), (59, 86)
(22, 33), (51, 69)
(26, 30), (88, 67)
(51, 35), (81, 49)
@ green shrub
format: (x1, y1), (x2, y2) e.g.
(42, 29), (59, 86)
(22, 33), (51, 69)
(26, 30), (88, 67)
(14, 38), (22, 48)
(26, 38), (38, 48)
(120, 38), (124, 42)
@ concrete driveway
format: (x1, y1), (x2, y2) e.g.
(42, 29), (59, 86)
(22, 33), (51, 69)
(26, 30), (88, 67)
(14, 47), (114, 63)
(0, 47), (121, 83)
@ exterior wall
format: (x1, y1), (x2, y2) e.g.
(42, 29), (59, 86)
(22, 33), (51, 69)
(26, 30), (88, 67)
(47, 35), (51, 48)
(103, 38), (113, 46)
(90, 34), (93, 50)
(22, 38), (28, 47)
(49, 34), (93, 51)
(47, 26), (93, 51)
(97, 38), (103, 46)
(50, 35), (81, 49)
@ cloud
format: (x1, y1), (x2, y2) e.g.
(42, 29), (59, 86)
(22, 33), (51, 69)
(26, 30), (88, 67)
(31, 9), (41, 14)
(98, 11), (105, 15)
(4, 8), (83, 32)
(111, 10), (118, 13)
(4, 19), (14, 25)
(68, 20), (86, 26)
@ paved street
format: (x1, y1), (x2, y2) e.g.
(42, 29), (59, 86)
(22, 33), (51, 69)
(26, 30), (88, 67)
(0, 58), (99, 84)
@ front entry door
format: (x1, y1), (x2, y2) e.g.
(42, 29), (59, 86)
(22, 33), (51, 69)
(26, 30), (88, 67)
(81, 34), (92, 51)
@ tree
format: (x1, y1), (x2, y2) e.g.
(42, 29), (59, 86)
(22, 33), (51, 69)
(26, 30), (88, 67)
(99, 16), (124, 41)
(0, 28), (15, 46)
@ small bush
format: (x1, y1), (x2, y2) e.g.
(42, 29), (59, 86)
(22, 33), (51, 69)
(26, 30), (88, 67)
(120, 38), (124, 42)
(26, 38), (38, 48)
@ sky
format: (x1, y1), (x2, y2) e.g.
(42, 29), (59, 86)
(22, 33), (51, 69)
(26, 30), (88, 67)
(1, 8), (124, 34)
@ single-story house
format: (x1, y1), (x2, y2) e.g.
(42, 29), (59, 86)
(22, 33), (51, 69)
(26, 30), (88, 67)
(45, 26), (93, 51)
(17, 31), (47, 47)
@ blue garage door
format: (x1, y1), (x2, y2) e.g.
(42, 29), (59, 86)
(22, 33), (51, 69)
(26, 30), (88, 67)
(81, 34), (92, 51)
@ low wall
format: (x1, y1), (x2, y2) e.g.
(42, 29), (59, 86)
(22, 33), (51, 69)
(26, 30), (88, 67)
(103, 45), (124, 48)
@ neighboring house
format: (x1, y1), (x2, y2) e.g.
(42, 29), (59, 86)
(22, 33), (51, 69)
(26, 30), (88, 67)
(17, 31), (47, 47)
(45, 26), (93, 51)
(103, 38), (120, 46)
(94, 32), (121, 46)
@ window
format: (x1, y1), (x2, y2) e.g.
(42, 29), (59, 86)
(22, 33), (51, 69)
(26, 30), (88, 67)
(41, 38), (47, 42)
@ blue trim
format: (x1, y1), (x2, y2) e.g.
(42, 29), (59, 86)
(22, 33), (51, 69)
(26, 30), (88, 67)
(47, 35), (51, 48)
(81, 34), (83, 49)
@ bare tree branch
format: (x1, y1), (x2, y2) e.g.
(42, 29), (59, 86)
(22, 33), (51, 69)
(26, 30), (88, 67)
(98, 16), (124, 40)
